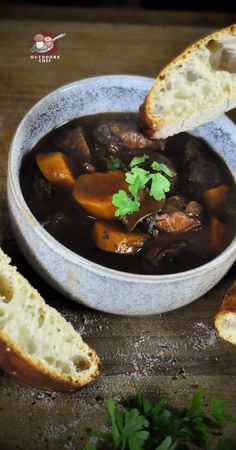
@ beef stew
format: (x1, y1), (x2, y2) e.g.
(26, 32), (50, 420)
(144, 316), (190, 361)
(20, 113), (236, 275)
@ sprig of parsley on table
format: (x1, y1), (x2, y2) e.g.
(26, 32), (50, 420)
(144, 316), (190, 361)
(84, 380), (236, 450)
(112, 156), (176, 217)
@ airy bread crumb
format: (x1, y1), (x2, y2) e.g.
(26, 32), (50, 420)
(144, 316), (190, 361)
(141, 24), (236, 139)
(0, 248), (100, 391)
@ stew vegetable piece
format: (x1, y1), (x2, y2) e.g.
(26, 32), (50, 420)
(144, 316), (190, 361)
(73, 171), (128, 220)
(93, 221), (147, 255)
(36, 152), (75, 187)
(20, 113), (236, 275)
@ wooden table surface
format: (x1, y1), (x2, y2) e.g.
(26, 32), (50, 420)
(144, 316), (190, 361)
(0, 6), (236, 450)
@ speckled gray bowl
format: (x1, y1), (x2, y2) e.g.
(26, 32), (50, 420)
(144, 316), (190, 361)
(7, 75), (236, 315)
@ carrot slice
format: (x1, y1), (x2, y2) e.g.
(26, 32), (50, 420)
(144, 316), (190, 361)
(203, 184), (229, 209)
(73, 171), (128, 220)
(92, 220), (147, 255)
(36, 152), (75, 187)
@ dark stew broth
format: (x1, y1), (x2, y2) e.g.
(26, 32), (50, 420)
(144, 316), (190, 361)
(20, 113), (236, 275)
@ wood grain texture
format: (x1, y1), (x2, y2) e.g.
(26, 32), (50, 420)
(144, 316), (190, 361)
(1, 5), (236, 28)
(0, 10), (236, 449)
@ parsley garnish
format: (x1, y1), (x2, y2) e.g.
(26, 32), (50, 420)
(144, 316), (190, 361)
(129, 154), (149, 168)
(126, 167), (152, 198)
(149, 173), (171, 201)
(112, 157), (176, 217)
(112, 190), (140, 217)
(107, 157), (122, 170)
(151, 161), (176, 178)
(84, 380), (236, 450)
(126, 167), (152, 189)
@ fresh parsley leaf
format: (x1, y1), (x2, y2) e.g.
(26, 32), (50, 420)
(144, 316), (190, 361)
(153, 409), (187, 440)
(210, 397), (227, 428)
(190, 414), (211, 448)
(86, 427), (113, 444)
(132, 377), (153, 415)
(113, 162), (175, 216)
(84, 442), (97, 450)
(210, 397), (236, 428)
(105, 399), (123, 446)
(149, 173), (171, 201)
(112, 160), (175, 216)
(151, 399), (168, 422)
(107, 157), (122, 170)
(123, 408), (149, 449)
(125, 167), (152, 188)
(174, 426), (194, 440)
(156, 436), (177, 450)
(125, 167), (152, 201)
(183, 387), (211, 447)
(185, 386), (205, 417)
(128, 175), (143, 199)
(84, 383), (236, 450)
(151, 161), (176, 178)
(104, 400), (149, 450)
(130, 155), (149, 168)
(112, 190), (140, 217)
(174, 445), (190, 450)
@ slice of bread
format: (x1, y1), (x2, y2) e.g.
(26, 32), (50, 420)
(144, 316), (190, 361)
(140, 24), (236, 139)
(215, 280), (236, 345)
(0, 248), (100, 391)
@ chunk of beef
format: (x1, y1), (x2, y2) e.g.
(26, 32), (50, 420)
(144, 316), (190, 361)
(94, 122), (168, 170)
(54, 126), (91, 162)
(155, 196), (202, 233)
(160, 196), (186, 215)
(156, 211), (200, 233)
(94, 121), (155, 150)
(143, 241), (186, 267)
(181, 138), (222, 194)
(120, 189), (164, 231)
(111, 122), (155, 149)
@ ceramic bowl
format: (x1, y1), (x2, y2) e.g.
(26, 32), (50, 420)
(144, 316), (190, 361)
(7, 75), (236, 315)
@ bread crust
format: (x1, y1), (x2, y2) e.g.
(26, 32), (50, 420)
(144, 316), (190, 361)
(0, 331), (100, 391)
(0, 247), (100, 392)
(140, 24), (236, 139)
(214, 281), (236, 345)
(215, 282), (236, 315)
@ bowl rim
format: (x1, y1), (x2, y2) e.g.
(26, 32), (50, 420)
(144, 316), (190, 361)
(8, 74), (236, 283)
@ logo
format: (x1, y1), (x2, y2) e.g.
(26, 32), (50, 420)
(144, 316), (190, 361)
(30, 32), (66, 63)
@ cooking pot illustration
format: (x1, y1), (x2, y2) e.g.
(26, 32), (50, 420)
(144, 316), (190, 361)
(31, 33), (66, 53)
